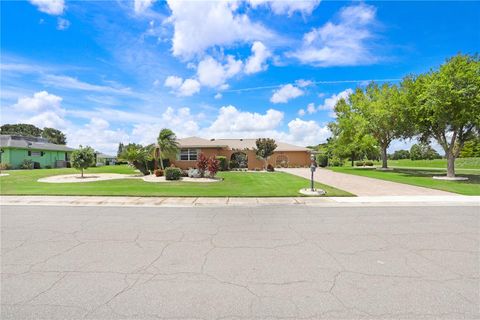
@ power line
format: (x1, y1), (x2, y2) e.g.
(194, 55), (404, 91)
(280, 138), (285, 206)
(224, 78), (402, 93)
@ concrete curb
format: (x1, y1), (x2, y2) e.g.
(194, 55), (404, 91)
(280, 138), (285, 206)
(1, 195), (478, 208)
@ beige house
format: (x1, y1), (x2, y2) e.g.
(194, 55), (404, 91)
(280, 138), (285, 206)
(171, 137), (311, 170)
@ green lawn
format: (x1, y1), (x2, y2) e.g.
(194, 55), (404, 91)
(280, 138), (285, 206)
(346, 157), (480, 171)
(0, 165), (351, 197)
(330, 166), (480, 195)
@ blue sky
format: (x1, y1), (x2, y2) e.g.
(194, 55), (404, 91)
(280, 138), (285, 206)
(1, 0), (479, 154)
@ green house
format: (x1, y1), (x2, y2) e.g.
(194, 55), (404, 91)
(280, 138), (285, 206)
(0, 135), (75, 169)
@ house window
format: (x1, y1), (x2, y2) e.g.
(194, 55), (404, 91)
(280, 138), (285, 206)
(28, 151), (42, 157)
(179, 149), (198, 161)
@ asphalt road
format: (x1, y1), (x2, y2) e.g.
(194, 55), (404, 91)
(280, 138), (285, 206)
(1, 205), (479, 319)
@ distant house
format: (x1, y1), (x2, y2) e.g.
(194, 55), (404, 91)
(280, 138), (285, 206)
(95, 152), (117, 166)
(0, 135), (75, 169)
(171, 137), (311, 170)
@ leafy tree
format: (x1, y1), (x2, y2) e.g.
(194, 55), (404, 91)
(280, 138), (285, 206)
(255, 138), (277, 170)
(119, 144), (151, 175)
(156, 129), (179, 170)
(403, 54), (480, 177)
(42, 127), (67, 145)
(390, 149), (410, 160)
(207, 157), (220, 178)
(409, 144), (423, 160)
(348, 83), (411, 169)
(329, 98), (378, 166)
(0, 123), (43, 137)
(70, 146), (95, 178)
(196, 153), (209, 177)
(459, 135), (480, 158)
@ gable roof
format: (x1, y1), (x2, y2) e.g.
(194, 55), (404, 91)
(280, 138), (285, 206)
(0, 135), (75, 152)
(177, 137), (310, 152)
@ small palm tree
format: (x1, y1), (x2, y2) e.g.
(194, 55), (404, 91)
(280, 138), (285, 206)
(119, 144), (151, 175)
(156, 129), (179, 170)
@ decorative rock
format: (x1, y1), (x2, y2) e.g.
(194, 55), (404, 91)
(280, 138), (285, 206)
(299, 188), (326, 196)
(433, 176), (469, 181)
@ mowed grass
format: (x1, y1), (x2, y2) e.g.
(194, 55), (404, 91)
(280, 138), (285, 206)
(347, 157), (480, 171)
(330, 166), (480, 195)
(0, 165), (352, 197)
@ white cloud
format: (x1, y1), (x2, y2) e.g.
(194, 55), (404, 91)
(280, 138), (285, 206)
(290, 3), (378, 66)
(26, 111), (69, 130)
(42, 75), (132, 95)
(244, 41), (271, 74)
(56, 18), (70, 30)
(13, 91), (63, 113)
(295, 79), (313, 88)
(165, 0), (274, 58)
(29, 0), (64, 15)
(270, 84), (304, 104)
(297, 89), (352, 117)
(197, 55), (242, 88)
(248, 0), (321, 16)
(283, 118), (331, 146)
(134, 0), (156, 14)
(214, 93), (222, 100)
(207, 105), (283, 134)
(164, 76), (200, 96)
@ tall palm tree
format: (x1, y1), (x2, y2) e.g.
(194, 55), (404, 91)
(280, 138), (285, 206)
(156, 129), (179, 170)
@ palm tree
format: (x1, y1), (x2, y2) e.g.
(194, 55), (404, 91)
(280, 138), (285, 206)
(119, 144), (151, 175)
(156, 129), (179, 170)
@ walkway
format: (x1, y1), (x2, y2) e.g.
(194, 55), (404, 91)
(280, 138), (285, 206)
(279, 168), (457, 196)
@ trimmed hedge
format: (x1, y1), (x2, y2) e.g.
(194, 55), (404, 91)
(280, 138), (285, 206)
(165, 167), (182, 180)
(215, 156), (228, 171)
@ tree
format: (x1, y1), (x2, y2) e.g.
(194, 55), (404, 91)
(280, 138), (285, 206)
(117, 143), (125, 158)
(42, 127), (67, 145)
(70, 146), (95, 178)
(196, 153), (209, 177)
(329, 98), (378, 166)
(156, 129), (179, 170)
(353, 83), (413, 169)
(390, 149), (410, 160)
(255, 138), (277, 170)
(119, 144), (151, 175)
(410, 144), (423, 160)
(0, 123), (43, 137)
(459, 134), (480, 158)
(403, 54), (480, 177)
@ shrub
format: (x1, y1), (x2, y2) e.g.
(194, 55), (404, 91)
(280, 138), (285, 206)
(19, 159), (34, 169)
(196, 153), (208, 177)
(355, 161), (364, 167)
(316, 154), (328, 167)
(33, 162), (41, 169)
(165, 167), (181, 180)
(45, 165), (52, 169)
(181, 170), (188, 177)
(0, 163), (11, 170)
(154, 169), (163, 177)
(329, 158), (344, 167)
(207, 157), (220, 178)
(229, 160), (238, 169)
(266, 164), (275, 172)
(364, 161), (374, 166)
(215, 156), (228, 171)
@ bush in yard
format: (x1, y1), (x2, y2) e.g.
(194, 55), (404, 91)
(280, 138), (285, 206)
(71, 146), (95, 177)
(154, 169), (163, 177)
(364, 161), (374, 166)
(207, 157), (220, 178)
(196, 153), (208, 177)
(165, 167), (181, 180)
(19, 159), (34, 169)
(229, 159), (238, 169)
(181, 170), (189, 177)
(0, 163), (11, 170)
(215, 156), (228, 171)
(329, 158), (344, 167)
(316, 154), (328, 167)
(355, 161), (364, 167)
(267, 164), (275, 172)
(45, 165), (52, 169)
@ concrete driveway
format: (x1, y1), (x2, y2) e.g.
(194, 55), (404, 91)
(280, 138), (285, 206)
(2, 205), (478, 319)
(280, 168), (457, 196)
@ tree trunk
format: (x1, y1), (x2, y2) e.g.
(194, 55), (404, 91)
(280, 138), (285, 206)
(351, 151), (355, 167)
(159, 154), (164, 170)
(381, 147), (388, 169)
(447, 152), (456, 178)
(81, 168), (84, 178)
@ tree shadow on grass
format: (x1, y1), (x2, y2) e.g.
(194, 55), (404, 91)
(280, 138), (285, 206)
(391, 168), (480, 185)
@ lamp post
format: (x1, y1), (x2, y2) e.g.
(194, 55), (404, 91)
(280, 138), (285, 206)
(310, 153), (317, 191)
